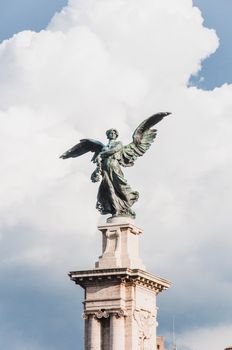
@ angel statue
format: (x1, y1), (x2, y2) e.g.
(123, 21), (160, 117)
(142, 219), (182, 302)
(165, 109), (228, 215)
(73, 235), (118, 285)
(60, 112), (171, 219)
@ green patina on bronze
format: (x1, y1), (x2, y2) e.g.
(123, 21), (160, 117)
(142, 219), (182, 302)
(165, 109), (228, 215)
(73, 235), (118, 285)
(60, 112), (171, 219)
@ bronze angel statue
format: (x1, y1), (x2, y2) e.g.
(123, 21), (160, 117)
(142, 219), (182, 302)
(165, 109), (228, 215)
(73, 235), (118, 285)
(60, 112), (171, 219)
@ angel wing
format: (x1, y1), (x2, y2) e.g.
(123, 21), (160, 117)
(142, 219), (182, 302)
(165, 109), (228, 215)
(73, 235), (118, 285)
(60, 138), (104, 162)
(120, 112), (171, 167)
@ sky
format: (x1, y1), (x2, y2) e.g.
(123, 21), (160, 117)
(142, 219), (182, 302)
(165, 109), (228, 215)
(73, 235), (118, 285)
(0, 1), (231, 350)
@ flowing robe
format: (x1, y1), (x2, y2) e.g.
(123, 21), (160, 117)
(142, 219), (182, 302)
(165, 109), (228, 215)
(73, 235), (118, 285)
(96, 141), (139, 218)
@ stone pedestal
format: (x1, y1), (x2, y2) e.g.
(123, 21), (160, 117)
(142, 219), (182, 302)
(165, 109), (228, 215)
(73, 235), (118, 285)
(95, 219), (145, 270)
(69, 219), (171, 350)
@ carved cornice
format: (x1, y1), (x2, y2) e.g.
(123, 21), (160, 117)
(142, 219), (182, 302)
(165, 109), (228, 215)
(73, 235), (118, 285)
(69, 268), (171, 294)
(98, 222), (142, 236)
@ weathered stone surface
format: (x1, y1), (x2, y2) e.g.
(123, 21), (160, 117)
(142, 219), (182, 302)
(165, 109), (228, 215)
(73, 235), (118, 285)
(69, 220), (171, 350)
(69, 268), (171, 350)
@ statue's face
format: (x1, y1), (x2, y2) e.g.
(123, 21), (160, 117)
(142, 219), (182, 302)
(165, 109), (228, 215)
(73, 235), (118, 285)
(107, 129), (118, 140)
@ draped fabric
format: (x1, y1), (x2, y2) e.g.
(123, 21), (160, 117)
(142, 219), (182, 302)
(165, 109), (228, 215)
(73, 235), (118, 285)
(96, 142), (139, 218)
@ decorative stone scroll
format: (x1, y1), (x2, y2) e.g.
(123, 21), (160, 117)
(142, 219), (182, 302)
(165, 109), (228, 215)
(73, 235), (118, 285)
(82, 308), (128, 320)
(82, 312), (89, 320)
(113, 309), (128, 318)
(95, 310), (110, 319)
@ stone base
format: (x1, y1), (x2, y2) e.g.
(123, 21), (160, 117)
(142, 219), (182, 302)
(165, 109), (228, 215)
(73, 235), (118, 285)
(69, 268), (171, 350)
(95, 220), (145, 270)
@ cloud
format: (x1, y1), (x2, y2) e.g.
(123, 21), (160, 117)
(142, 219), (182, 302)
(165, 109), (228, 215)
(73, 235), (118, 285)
(0, 0), (231, 348)
(175, 324), (232, 350)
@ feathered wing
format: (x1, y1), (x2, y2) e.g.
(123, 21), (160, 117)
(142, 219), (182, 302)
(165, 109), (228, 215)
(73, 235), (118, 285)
(60, 138), (104, 162)
(120, 112), (171, 167)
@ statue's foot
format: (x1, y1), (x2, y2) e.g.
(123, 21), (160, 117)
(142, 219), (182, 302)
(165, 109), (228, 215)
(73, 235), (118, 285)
(111, 209), (136, 219)
(107, 213), (135, 224)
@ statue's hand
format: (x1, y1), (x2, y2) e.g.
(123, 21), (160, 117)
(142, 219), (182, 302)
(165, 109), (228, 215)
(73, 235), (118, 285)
(100, 152), (107, 159)
(91, 171), (101, 183)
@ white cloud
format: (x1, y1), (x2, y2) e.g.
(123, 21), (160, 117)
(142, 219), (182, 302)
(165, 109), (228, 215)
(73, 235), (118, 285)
(176, 324), (232, 350)
(0, 0), (231, 348)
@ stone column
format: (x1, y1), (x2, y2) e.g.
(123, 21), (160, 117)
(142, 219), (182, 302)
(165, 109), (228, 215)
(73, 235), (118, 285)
(86, 315), (101, 350)
(84, 318), (88, 350)
(110, 312), (125, 350)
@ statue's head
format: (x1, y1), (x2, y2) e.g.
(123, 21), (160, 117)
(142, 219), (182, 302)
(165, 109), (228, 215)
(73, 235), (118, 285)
(106, 128), (119, 140)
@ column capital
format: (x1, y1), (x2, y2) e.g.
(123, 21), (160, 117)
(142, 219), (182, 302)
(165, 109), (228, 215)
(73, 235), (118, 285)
(94, 310), (110, 319)
(82, 308), (128, 320)
(82, 310), (110, 320)
(111, 308), (128, 318)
